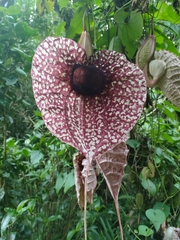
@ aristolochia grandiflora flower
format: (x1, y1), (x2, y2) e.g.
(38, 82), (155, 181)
(31, 36), (147, 162)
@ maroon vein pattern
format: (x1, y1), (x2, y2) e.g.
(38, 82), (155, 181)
(31, 37), (147, 161)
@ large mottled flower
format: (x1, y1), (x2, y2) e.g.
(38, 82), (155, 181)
(31, 36), (146, 162)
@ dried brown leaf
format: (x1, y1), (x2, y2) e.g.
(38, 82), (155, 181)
(73, 152), (97, 209)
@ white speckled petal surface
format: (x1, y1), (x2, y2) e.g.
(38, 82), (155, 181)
(31, 37), (147, 161)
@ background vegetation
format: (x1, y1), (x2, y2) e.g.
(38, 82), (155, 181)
(0, 0), (179, 239)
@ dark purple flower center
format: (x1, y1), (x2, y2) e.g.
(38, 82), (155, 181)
(70, 64), (105, 96)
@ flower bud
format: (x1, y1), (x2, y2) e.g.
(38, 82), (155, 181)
(79, 31), (93, 58)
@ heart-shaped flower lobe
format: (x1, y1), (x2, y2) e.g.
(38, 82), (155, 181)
(31, 37), (147, 161)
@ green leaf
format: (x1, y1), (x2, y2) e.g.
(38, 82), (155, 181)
(55, 173), (66, 194)
(30, 150), (44, 165)
(153, 202), (170, 218)
(0, 5), (21, 15)
(155, 26), (179, 55)
(44, 0), (55, 13)
(34, 120), (44, 130)
(14, 22), (37, 42)
(0, 188), (5, 200)
(4, 77), (18, 85)
(155, 3), (180, 24)
(115, 9), (143, 59)
(16, 67), (27, 76)
(139, 173), (157, 196)
(1, 213), (13, 232)
(64, 170), (74, 193)
(66, 7), (85, 39)
(6, 138), (15, 148)
(138, 225), (154, 237)
(59, 0), (69, 8)
(108, 36), (123, 53)
(48, 215), (62, 222)
(66, 229), (77, 240)
(56, 21), (66, 37)
(126, 139), (140, 148)
(145, 209), (166, 231)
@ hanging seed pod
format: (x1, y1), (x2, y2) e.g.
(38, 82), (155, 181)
(154, 50), (180, 109)
(141, 166), (151, 179)
(147, 160), (155, 178)
(136, 35), (156, 70)
(136, 192), (144, 208)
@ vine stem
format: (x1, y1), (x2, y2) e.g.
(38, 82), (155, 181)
(84, 174), (87, 240)
(114, 198), (124, 240)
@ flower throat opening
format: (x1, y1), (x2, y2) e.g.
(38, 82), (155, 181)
(70, 64), (105, 96)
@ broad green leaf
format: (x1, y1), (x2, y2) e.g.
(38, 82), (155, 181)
(153, 202), (170, 218)
(66, 7), (85, 39)
(30, 150), (44, 165)
(115, 9), (143, 59)
(138, 225), (154, 237)
(59, 0), (69, 8)
(155, 3), (180, 24)
(55, 173), (66, 194)
(145, 209), (166, 231)
(64, 170), (74, 193)
(56, 21), (66, 37)
(108, 36), (123, 53)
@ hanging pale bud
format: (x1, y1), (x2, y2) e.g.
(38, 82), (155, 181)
(136, 35), (156, 70)
(149, 59), (166, 80)
(79, 31), (93, 58)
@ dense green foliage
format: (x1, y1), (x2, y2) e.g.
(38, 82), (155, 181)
(0, 0), (179, 239)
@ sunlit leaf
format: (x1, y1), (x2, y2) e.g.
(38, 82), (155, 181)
(155, 3), (180, 24)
